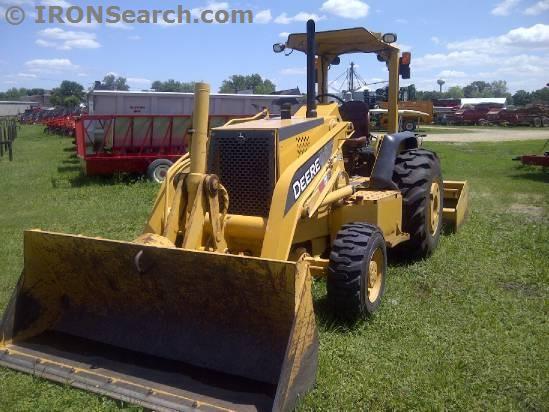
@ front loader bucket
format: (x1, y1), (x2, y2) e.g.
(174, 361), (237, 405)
(442, 180), (469, 231)
(0, 230), (318, 412)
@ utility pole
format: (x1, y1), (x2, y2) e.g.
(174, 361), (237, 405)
(349, 62), (355, 93)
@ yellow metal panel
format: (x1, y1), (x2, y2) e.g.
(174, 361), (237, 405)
(286, 27), (398, 57)
(261, 122), (348, 260)
(442, 180), (469, 231)
(329, 190), (408, 246)
(1, 230), (318, 412)
(387, 50), (400, 134)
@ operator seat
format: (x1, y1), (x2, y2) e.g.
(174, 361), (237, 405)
(339, 100), (375, 177)
(339, 100), (370, 142)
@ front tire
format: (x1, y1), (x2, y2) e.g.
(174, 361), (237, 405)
(393, 149), (443, 258)
(147, 159), (173, 183)
(327, 223), (387, 318)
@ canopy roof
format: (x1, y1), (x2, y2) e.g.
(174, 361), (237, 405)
(286, 27), (398, 57)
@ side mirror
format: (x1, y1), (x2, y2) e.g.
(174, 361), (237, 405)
(273, 43), (286, 53)
(331, 56), (341, 65)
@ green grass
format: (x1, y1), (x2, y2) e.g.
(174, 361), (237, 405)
(420, 124), (540, 133)
(1, 126), (548, 411)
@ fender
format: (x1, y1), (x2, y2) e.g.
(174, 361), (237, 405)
(370, 131), (418, 190)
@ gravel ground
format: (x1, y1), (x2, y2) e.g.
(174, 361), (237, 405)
(422, 127), (549, 142)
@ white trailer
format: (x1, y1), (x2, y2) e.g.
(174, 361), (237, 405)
(88, 90), (302, 116)
(0, 101), (38, 117)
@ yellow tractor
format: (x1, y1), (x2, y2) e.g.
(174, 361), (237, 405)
(0, 21), (468, 412)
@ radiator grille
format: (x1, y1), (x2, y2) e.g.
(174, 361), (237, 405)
(208, 130), (276, 217)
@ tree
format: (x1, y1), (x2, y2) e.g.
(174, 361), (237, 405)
(490, 80), (508, 97)
(50, 80), (85, 107)
(512, 90), (531, 106)
(530, 87), (549, 104)
(98, 74), (129, 91)
(446, 86), (464, 99)
(27, 88), (46, 96)
(219, 74), (275, 94)
(151, 80), (196, 92)
(416, 90), (443, 101)
(4, 87), (25, 99)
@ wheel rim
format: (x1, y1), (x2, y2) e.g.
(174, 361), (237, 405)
(429, 181), (441, 236)
(367, 248), (384, 303)
(153, 165), (169, 183)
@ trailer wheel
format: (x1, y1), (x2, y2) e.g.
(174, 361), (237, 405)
(533, 117), (542, 128)
(393, 148), (443, 258)
(403, 120), (416, 131)
(327, 223), (387, 318)
(542, 117), (549, 127)
(147, 159), (173, 183)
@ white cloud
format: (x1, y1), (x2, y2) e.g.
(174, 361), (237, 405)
(24, 58), (79, 73)
(17, 73), (37, 78)
(128, 35), (141, 41)
(274, 12), (326, 24)
(36, 27), (101, 50)
(438, 70), (467, 78)
(447, 24), (549, 53)
(431, 36), (441, 45)
(255, 9), (272, 23)
(414, 50), (495, 70)
(524, 0), (549, 15)
(106, 21), (134, 30)
(77, 72), (88, 77)
(281, 67), (307, 75)
(491, 0), (521, 16)
(320, 0), (369, 19)
(191, 1), (229, 17)
(127, 77), (152, 87)
(395, 18), (408, 24)
(279, 32), (290, 38)
(41, 0), (71, 7)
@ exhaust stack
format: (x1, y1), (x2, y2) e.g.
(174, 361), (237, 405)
(306, 19), (317, 118)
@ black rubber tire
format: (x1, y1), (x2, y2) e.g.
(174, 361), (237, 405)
(327, 223), (387, 318)
(533, 117), (542, 128)
(147, 159), (173, 183)
(403, 120), (416, 131)
(392, 148), (443, 258)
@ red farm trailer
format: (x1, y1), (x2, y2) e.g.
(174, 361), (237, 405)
(75, 114), (244, 182)
(513, 141), (549, 168)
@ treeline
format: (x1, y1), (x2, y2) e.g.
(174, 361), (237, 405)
(151, 74), (276, 94)
(414, 80), (548, 105)
(0, 88), (47, 100)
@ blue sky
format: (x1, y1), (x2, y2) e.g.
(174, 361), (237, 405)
(0, 0), (547, 93)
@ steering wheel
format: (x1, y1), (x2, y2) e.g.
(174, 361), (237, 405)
(316, 93), (345, 105)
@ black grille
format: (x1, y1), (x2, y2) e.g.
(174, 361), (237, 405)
(208, 130), (276, 217)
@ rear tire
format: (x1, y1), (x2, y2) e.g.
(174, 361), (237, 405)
(147, 159), (173, 183)
(393, 149), (443, 258)
(403, 120), (416, 131)
(327, 223), (387, 318)
(533, 117), (542, 128)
